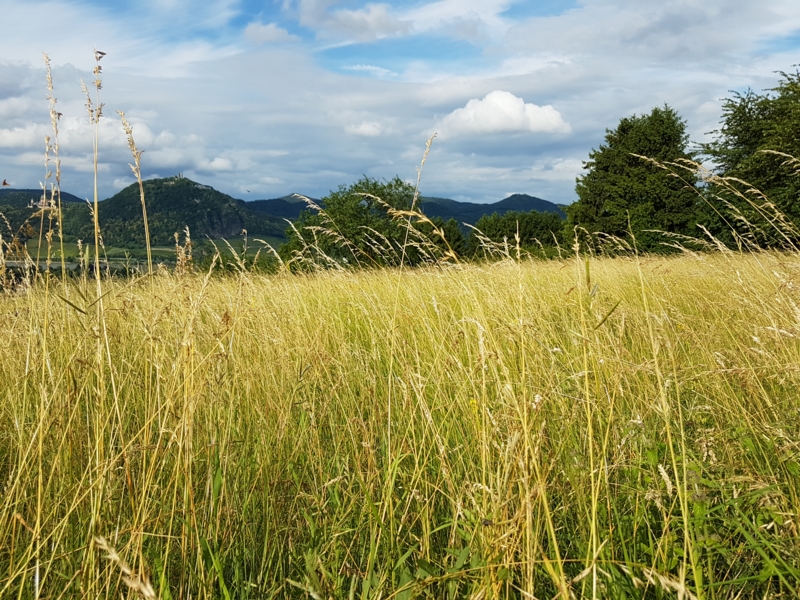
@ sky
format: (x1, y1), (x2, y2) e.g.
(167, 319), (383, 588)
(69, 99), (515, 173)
(1, 0), (800, 204)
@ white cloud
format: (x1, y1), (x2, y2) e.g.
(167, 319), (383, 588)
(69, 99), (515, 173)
(290, 0), (515, 44)
(346, 64), (397, 78)
(505, 0), (800, 61)
(523, 158), (585, 182)
(0, 96), (37, 120)
(201, 157), (234, 172)
(438, 91), (571, 137)
(295, 0), (411, 42)
(113, 177), (134, 189)
(244, 22), (300, 44)
(329, 4), (410, 41)
(403, 0), (513, 40)
(346, 121), (386, 136)
(0, 124), (48, 148)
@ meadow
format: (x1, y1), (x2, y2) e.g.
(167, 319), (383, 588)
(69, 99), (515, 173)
(1, 50), (799, 599)
(1, 246), (799, 598)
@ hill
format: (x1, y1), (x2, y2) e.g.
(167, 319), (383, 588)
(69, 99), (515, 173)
(80, 177), (287, 247)
(1, 182), (564, 250)
(0, 177), (287, 248)
(0, 188), (84, 204)
(418, 194), (565, 224)
(244, 192), (565, 226)
(247, 193), (322, 221)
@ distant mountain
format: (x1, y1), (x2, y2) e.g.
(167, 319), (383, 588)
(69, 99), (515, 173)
(247, 193), (322, 221)
(418, 194), (565, 224)
(0, 177), (288, 247)
(80, 177), (287, 246)
(0, 188), (84, 204)
(245, 192), (565, 226)
(0, 180), (565, 250)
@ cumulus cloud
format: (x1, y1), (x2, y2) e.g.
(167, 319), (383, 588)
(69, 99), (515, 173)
(438, 91), (571, 137)
(199, 157), (234, 172)
(113, 177), (134, 190)
(0, 124), (47, 148)
(244, 22), (300, 44)
(346, 121), (387, 136)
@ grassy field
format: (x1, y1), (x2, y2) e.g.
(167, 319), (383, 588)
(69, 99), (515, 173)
(23, 235), (287, 263)
(0, 249), (799, 599)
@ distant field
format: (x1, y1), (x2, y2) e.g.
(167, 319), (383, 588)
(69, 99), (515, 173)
(25, 240), (176, 260)
(23, 234), (287, 263)
(1, 252), (799, 598)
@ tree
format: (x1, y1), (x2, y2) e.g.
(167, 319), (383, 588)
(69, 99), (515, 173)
(470, 210), (564, 256)
(279, 176), (418, 267)
(413, 216), (468, 260)
(566, 105), (698, 250)
(702, 70), (800, 224)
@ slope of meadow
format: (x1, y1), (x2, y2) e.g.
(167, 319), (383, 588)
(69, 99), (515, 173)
(1, 250), (799, 598)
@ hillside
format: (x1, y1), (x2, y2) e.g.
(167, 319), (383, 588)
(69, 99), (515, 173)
(1, 182), (564, 250)
(0, 178), (288, 248)
(247, 193), (321, 221)
(80, 177), (287, 246)
(418, 193), (565, 224)
(245, 192), (564, 226)
(0, 188), (84, 204)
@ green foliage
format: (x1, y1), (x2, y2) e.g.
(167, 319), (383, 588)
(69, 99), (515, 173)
(414, 216), (468, 259)
(470, 210), (564, 257)
(279, 175), (417, 267)
(567, 105), (699, 249)
(701, 70), (800, 225)
(437, 217), (468, 258)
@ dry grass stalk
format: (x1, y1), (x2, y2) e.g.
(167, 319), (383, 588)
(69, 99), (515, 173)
(94, 537), (157, 600)
(118, 110), (153, 275)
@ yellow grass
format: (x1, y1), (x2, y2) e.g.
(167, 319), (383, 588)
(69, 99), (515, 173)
(1, 250), (799, 598)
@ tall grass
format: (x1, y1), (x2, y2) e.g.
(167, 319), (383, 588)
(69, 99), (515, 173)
(1, 248), (799, 598)
(0, 52), (799, 599)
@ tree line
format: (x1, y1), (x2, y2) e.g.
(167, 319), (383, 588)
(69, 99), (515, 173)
(282, 69), (800, 266)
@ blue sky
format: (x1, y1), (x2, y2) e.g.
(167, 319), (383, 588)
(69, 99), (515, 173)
(1, 0), (800, 204)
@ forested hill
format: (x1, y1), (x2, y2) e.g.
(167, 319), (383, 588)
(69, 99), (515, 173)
(245, 192), (565, 224)
(418, 194), (565, 224)
(0, 177), (287, 247)
(84, 177), (287, 246)
(246, 193), (321, 221)
(0, 188), (84, 204)
(1, 178), (563, 249)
